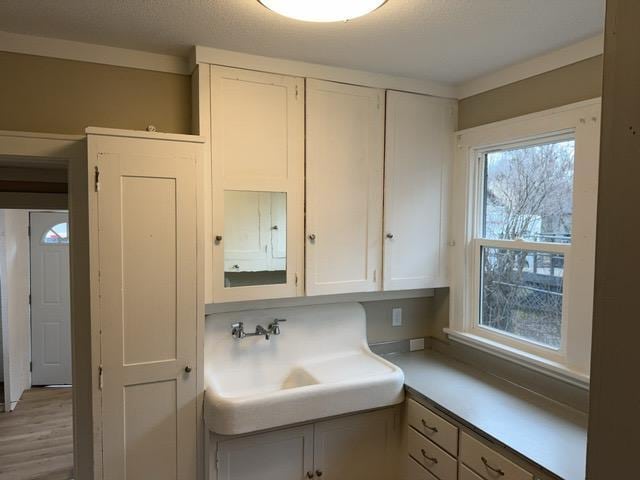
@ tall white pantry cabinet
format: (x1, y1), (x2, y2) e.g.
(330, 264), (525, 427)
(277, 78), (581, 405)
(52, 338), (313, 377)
(85, 128), (205, 480)
(202, 64), (456, 304)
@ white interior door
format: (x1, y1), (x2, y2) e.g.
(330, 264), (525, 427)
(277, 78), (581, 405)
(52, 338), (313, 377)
(305, 79), (385, 295)
(29, 211), (71, 385)
(95, 138), (198, 480)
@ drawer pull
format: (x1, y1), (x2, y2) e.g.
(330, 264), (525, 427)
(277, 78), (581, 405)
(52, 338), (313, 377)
(421, 419), (439, 433)
(420, 449), (438, 464)
(481, 456), (505, 476)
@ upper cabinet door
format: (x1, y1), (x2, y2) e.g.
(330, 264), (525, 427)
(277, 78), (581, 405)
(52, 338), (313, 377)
(210, 66), (304, 302)
(383, 91), (457, 290)
(305, 79), (384, 296)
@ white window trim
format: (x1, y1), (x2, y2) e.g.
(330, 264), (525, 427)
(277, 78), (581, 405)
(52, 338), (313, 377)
(448, 99), (601, 387)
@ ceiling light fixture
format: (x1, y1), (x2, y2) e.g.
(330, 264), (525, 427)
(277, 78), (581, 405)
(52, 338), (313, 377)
(257, 0), (387, 23)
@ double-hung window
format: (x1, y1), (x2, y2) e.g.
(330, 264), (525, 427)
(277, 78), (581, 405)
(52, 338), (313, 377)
(448, 100), (601, 386)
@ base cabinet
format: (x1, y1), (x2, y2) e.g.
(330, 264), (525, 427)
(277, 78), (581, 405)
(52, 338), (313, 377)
(212, 408), (399, 480)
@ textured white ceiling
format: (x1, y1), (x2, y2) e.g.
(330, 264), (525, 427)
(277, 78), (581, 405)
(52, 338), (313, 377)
(0, 0), (605, 84)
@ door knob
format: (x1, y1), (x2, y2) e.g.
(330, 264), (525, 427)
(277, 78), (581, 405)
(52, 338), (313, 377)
(215, 235), (222, 244)
(184, 365), (192, 373)
(386, 233), (394, 239)
(308, 234), (316, 241)
(315, 471), (323, 477)
(306, 472), (314, 479)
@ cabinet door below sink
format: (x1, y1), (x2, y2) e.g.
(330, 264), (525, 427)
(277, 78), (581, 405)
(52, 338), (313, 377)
(313, 408), (399, 480)
(216, 425), (313, 480)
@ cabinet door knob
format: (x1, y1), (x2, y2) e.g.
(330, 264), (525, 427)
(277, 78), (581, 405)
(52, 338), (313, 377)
(386, 233), (394, 239)
(315, 471), (323, 477)
(215, 235), (223, 243)
(306, 472), (314, 479)
(184, 365), (192, 373)
(308, 234), (316, 242)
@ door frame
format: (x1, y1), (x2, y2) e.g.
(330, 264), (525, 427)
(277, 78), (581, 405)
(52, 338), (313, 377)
(0, 130), (96, 479)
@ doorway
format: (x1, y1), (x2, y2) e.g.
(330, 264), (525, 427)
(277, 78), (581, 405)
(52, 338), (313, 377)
(0, 144), (75, 479)
(29, 211), (71, 386)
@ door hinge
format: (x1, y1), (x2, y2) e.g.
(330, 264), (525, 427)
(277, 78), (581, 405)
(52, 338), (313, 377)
(29, 361), (32, 372)
(98, 364), (103, 390)
(27, 225), (31, 237)
(373, 269), (377, 282)
(215, 450), (220, 473)
(28, 293), (31, 305)
(295, 273), (298, 286)
(295, 85), (299, 99)
(94, 166), (101, 192)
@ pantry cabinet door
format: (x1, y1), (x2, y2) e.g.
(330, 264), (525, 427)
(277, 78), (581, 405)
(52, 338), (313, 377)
(94, 135), (199, 480)
(305, 79), (384, 296)
(216, 425), (314, 480)
(383, 91), (456, 290)
(313, 409), (398, 480)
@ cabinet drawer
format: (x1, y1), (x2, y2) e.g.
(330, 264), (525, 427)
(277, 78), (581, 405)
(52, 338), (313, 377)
(407, 399), (458, 456)
(459, 463), (484, 480)
(460, 432), (533, 480)
(408, 428), (457, 480)
(407, 456), (439, 480)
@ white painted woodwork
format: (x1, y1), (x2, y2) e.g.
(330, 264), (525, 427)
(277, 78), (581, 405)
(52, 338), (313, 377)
(95, 136), (199, 480)
(408, 428), (457, 480)
(313, 409), (397, 480)
(29, 211), (71, 385)
(407, 399), (458, 457)
(408, 457), (440, 480)
(384, 91), (456, 290)
(216, 425), (314, 480)
(459, 463), (485, 480)
(210, 66), (304, 302)
(211, 407), (399, 480)
(460, 432), (533, 480)
(305, 79), (384, 296)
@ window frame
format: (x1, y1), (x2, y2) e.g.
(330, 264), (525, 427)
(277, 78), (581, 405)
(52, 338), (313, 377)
(447, 100), (601, 386)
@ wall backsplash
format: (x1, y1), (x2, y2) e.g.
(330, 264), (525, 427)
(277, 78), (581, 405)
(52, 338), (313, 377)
(362, 289), (449, 344)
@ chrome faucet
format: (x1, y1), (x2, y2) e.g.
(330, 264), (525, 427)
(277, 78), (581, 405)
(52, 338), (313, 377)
(231, 319), (286, 340)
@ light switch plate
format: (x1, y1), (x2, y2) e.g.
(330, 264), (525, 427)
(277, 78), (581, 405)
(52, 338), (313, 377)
(410, 338), (425, 351)
(392, 308), (402, 327)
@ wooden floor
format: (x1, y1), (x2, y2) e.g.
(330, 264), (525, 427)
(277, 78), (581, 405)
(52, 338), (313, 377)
(0, 387), (73, 480)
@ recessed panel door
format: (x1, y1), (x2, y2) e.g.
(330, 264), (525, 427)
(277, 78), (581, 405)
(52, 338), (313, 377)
(96, 141), (198, 480)
(305, 79), (385, 295)
(30, 211), (71, 385)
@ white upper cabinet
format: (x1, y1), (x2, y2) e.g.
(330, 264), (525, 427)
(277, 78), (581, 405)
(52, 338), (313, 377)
(383, 91), (456, 290)
(210, 66), (304, 302)
(305, 79), (385, 296)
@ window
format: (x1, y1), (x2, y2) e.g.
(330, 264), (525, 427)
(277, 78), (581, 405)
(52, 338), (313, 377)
(42, 222), (69, 244)
(448, 100), (601, 384)
(478, 138), (573, 350)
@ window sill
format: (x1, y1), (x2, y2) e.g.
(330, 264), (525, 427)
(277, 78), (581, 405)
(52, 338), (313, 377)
(443, 329), (590, 390)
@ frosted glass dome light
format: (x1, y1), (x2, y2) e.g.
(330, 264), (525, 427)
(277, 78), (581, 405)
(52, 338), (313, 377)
(257, 0), (388, 22)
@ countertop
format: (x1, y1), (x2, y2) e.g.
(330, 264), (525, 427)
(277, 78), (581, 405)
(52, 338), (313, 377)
(384, 349), (588, 480)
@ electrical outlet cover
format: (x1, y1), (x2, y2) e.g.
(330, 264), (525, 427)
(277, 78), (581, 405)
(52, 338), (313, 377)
(392, 308), (402, 327)
(410, 338), (425, 351)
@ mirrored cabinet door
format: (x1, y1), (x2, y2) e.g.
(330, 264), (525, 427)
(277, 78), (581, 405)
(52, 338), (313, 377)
(211, 66), (304, 303)
(223, 191), (287, 288)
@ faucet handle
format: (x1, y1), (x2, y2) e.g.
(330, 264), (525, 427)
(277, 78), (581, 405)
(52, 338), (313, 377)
(269, 318), (286, 336)
(273, 318), (286, 324)
(231, 322), (245, 339)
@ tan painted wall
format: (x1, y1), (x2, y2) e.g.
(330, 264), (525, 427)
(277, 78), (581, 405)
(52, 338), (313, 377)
(363, 296), (435, 343)
(458, 55), (603, 130)
(0, 52), (191, 135)
(587, 1), (640, 477)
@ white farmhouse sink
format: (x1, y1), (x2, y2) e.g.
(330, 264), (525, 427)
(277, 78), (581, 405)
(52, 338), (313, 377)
(204, 303), (405, 435)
